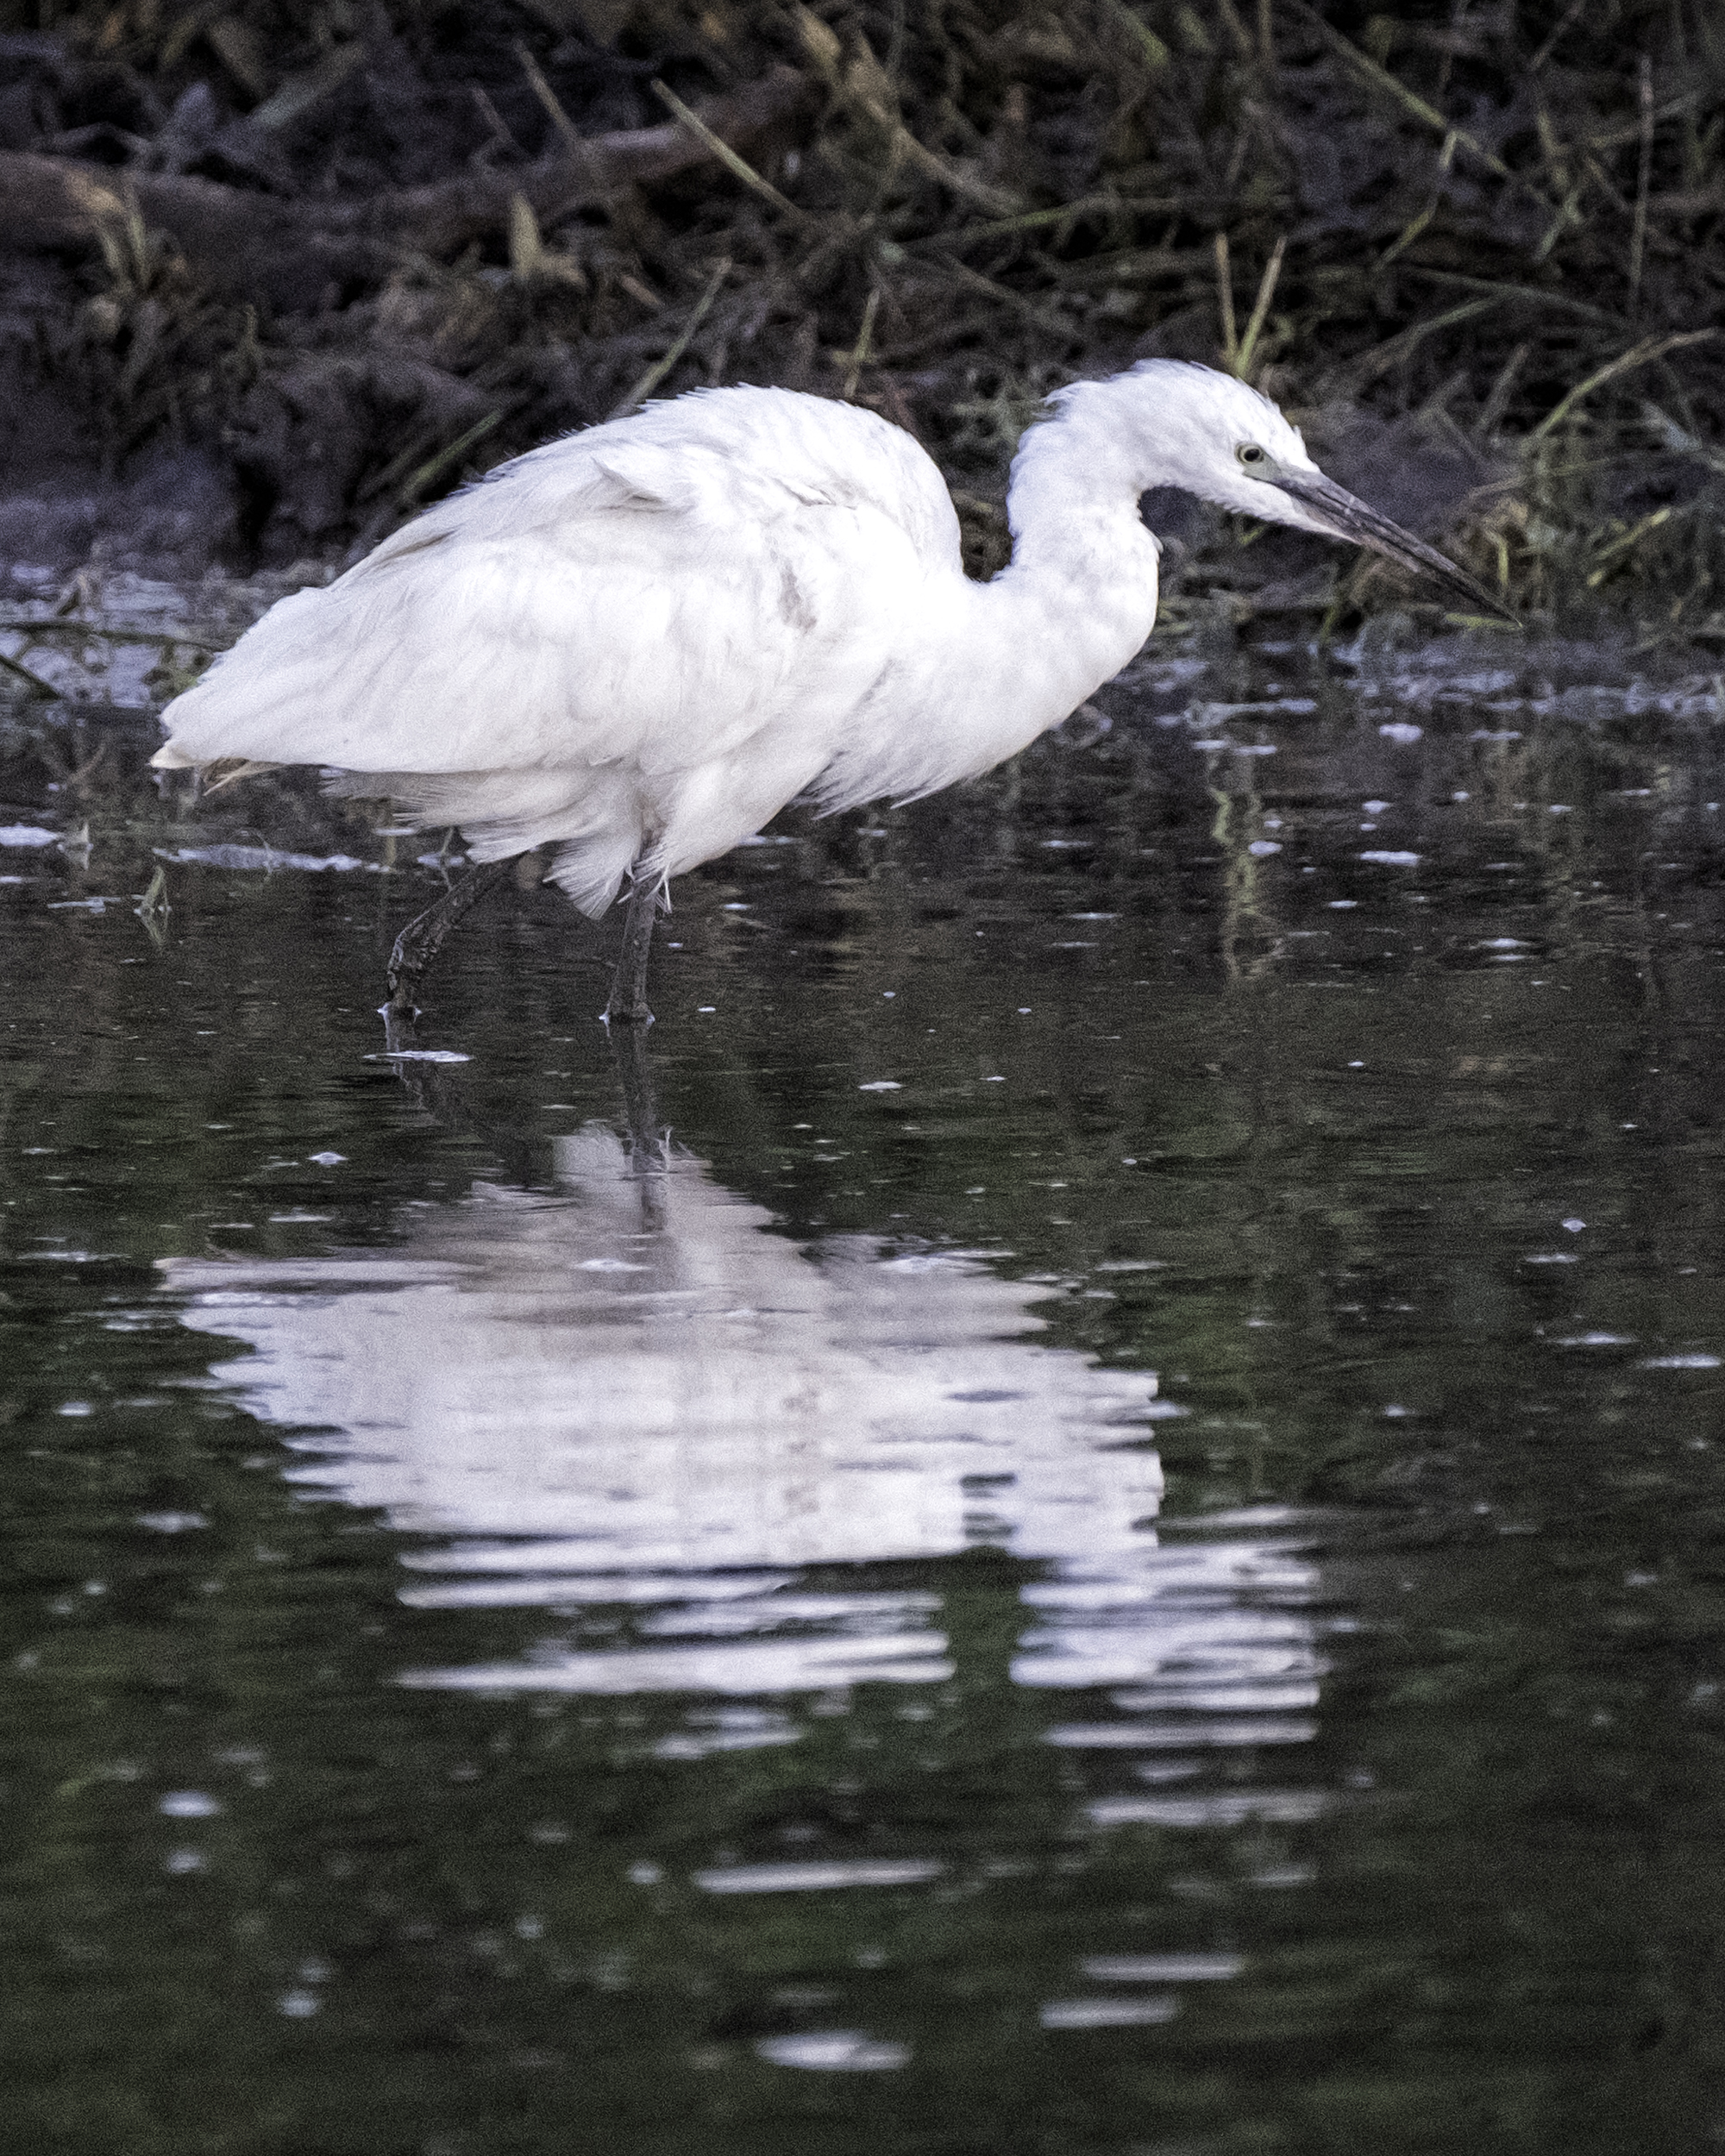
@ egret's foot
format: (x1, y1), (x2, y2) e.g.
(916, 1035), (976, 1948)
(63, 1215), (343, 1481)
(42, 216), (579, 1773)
(386, 909), (454, 1004)
(380, 1004), (420, 1056)
(602, 996), (655, 1027)
(384, 940), (423, 1016)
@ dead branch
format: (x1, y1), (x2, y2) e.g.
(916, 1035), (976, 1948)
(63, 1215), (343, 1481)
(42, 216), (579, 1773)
(0, 66), (814, 311)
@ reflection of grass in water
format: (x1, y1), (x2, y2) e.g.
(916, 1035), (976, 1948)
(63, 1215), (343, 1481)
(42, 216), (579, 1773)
(8, 3), (1725, 625)
(1206, 754), (1276, 984)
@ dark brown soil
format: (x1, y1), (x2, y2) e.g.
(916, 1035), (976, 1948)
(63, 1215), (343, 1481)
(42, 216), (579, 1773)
(3, 2), (1723, 630)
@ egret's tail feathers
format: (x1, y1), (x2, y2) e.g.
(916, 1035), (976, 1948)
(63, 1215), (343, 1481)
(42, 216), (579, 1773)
(149, 746), (285, 790)
(201, 757), (285, 793)
(545, 836), (640, 918)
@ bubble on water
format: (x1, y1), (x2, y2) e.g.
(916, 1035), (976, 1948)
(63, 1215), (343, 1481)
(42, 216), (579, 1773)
(364, 1049), (471, 1063)
(160, 1791), (221, 1819)
(160, 844), (376, 874)
(1039, 1996), (1179, 2030)
(755, 2031), (910, 2071)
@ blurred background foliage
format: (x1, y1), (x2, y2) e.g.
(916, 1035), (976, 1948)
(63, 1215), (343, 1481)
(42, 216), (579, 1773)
(1, 0), (1723, 630)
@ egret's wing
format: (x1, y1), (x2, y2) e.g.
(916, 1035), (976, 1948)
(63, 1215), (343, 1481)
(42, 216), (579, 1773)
(573, 386), (964, 578)
(155, 437), (932, 780)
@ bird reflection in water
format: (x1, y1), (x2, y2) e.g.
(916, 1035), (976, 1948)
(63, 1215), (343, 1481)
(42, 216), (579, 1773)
(160, 1037), (1323, 1755)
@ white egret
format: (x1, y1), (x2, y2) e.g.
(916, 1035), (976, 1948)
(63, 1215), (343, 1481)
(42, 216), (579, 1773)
(153, 360), (1502, 1022)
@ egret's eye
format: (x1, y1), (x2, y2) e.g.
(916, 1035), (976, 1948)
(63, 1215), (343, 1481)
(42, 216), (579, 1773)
(1237, 443), (1269, 470)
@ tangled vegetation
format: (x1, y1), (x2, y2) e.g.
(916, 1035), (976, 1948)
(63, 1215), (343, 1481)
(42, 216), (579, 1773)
(3, 0), (1724, 631)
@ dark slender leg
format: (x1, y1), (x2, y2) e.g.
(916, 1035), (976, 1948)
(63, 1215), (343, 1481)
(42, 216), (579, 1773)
(604, 873), (661, 1026)
(608, 1015), (668, 1214)
(386, 856), (519, 1014)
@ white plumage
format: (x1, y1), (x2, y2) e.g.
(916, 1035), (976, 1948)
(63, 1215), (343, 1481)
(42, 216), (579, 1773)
(154, 360), (1496, 1016)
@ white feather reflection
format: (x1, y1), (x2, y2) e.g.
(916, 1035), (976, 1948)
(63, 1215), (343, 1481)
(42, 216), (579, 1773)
(160, 1124), (1321, 1777)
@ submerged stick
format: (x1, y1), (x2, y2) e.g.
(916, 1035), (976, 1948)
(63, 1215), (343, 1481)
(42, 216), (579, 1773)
(0, 649), (58, 699)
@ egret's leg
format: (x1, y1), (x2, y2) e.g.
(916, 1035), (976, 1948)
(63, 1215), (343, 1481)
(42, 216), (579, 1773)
(607, 1014), (669, 1206)
(386, 855), (518, 1013)
(604, 874), (661, 1026)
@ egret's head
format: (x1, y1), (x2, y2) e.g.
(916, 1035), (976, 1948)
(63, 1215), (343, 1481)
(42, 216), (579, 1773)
(1084, 360), (1510, 618)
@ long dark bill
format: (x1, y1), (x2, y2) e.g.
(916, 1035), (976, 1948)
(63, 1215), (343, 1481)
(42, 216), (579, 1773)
(1273, 469), (1515, 623)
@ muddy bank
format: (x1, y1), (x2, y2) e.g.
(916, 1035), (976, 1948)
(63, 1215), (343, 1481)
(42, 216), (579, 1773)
(3, 3), (1723, 629)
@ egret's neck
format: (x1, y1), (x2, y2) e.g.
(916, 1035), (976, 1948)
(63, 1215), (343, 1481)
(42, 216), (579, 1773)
(970, 395), (1163, 730)
(813, 392), (1165, 817)
(1004, 396), (1155, 581)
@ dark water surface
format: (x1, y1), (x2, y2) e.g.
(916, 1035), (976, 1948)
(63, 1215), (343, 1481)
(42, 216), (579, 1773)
(6, 621), (1725, 2154)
